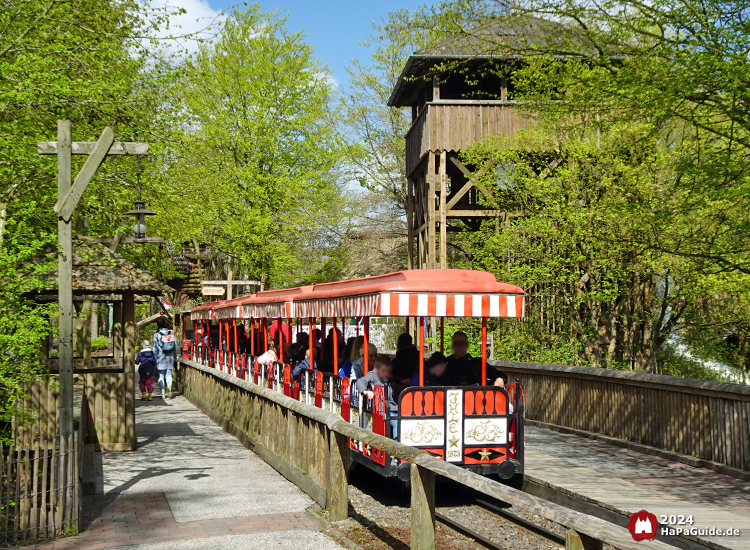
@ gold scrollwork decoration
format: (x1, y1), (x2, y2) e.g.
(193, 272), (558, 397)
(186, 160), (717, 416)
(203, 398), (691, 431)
(466, 420), (505, 442)
(402, 421), (443, 444)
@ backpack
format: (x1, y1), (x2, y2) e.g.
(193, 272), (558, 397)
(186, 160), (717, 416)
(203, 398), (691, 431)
(159, 331), (176, 353)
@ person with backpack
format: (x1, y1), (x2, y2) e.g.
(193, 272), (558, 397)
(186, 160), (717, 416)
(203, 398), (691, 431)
(135, 340), (156, 400)
(153, 317), (176, 399)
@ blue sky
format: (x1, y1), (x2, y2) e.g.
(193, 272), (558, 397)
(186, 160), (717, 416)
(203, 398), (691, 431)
(168, 0), (426, 87)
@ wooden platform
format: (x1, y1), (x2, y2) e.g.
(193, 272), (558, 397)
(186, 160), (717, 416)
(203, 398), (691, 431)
(525, 426), (750, 550)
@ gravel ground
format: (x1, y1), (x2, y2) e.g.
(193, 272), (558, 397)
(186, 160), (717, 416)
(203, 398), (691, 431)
(345, 464), (568, 550)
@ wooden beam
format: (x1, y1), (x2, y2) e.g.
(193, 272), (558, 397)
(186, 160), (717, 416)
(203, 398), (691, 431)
(57, 120), (74, 439)
(55, 127), (115, 221)
(200, 280), (262, 286)
(85, 235), (165, 245)
(38, 141), (149, 156)
(539, 157), (564, 179)
(447, 210), (524, 218)
(445, 162), (490, 211)
(448, 157), (499, 210)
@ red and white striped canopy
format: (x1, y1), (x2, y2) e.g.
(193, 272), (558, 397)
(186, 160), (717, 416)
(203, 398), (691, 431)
(294, 270), (524, 318)
(191, 300), (222, 320)
(191, 270), (524, 321)
(294, 292), (524, 318)
(235, 286), (313, 320)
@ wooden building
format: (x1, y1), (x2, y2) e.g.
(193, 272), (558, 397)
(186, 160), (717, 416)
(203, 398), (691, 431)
(27, 238), (174, 451)
(389, 19), (549, 269)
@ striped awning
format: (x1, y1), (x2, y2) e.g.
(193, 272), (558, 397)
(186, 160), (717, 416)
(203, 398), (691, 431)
(238, 302), (292, 320)
(214, 305), (240, 320)
(294, 292), (524, 318)
(191, 308), (214, 321)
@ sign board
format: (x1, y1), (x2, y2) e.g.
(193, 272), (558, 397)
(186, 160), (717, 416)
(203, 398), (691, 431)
(202, 286), (225, 296)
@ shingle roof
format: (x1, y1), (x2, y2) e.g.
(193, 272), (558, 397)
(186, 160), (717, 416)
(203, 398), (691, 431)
(35, 237), (174, 296)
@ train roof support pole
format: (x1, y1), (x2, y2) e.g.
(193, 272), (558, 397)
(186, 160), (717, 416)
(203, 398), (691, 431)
(419, 316), (425, 386)
(481, 317), (487, 385)
(363, 317), (370, 375)
(332, 316), (338, 372)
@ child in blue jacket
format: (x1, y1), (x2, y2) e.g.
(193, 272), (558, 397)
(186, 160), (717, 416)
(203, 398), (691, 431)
(135, 341), (156, 400)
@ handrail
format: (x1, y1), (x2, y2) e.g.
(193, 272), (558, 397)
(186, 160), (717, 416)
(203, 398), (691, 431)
(178, 357), (675, 550)
(491, 359), (750, 399)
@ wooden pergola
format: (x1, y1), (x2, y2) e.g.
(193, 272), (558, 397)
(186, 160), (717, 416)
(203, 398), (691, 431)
(29, 237), (174, 451)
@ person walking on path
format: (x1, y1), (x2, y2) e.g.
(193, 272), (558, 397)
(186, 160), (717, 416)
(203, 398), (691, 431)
(135, 340), (156, 400)
(154, 317), (176, 399)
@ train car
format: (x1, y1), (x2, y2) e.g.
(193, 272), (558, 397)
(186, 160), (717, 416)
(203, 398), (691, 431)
(186, 269), (526, 481)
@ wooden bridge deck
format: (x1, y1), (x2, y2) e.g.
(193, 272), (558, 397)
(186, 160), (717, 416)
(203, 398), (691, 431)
(525, 425), (750, 550)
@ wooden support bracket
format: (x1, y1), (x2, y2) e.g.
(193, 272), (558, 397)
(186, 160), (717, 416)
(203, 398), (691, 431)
(55, 127), (115, 221)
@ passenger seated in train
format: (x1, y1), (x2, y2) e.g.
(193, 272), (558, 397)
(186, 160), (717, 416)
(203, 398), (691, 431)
(443, 331), (507, 387)
(292, 347), (318, 379)
(256, 342), (277, 367)
(284, 332), (308, 364)
(338, 337), (356, 377)
(392, 333), (419, 386)
(355, 355), (399, 440)
(408, 352), (448, 388)
(350, 340), (378, 382)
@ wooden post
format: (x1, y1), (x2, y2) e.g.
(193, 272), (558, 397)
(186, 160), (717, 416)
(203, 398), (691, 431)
(123, 291), (136, 448)
(427, 154), (436, 269)
(81, 297), (93, 370)
(439, 151), (447, 269)
(410, 463), (435, 550)
(327, 430), (349, 521)
(57, 120), (74, 439)
(566, 529), (603, 550)
(407, 178), (414, 270)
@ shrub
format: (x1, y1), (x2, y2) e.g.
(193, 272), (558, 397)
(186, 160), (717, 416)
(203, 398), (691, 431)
(91, 336), (109, 352)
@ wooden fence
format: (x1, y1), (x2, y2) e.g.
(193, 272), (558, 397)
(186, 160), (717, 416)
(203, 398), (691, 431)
(176, 357), (678, 550)
(2, 380), (85, 545)
(493, 360), (750, 476)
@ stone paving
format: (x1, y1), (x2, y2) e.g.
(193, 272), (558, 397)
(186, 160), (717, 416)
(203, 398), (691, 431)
(19, 392), (345, 550)
(526, 426), (750, 550)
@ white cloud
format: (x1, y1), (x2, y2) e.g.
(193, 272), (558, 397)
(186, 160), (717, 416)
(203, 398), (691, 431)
(144, 0), (227, 58)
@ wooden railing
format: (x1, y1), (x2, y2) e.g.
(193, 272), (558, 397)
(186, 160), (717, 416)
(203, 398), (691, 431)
(177, 357), (676, 550)
(404, 101), (531, 175)
(493, 360), (750, 476)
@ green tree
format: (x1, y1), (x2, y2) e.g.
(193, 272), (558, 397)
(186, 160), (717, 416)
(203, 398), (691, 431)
(0, 0), (195, 438)
(155, 6), (348, 288)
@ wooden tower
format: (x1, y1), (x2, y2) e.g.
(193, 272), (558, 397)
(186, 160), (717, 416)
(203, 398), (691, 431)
(389, 21), (538, 269)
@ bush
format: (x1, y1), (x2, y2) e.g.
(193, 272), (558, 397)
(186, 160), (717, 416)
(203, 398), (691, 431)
(91, 336), (109, 351)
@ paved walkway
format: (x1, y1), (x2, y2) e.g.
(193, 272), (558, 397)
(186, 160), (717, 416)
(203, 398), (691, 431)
(526, 426), (750, 550)
(21, 393), (345, 550)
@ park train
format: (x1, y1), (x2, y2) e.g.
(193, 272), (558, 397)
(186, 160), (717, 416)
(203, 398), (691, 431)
(179, 269), (526, 481)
